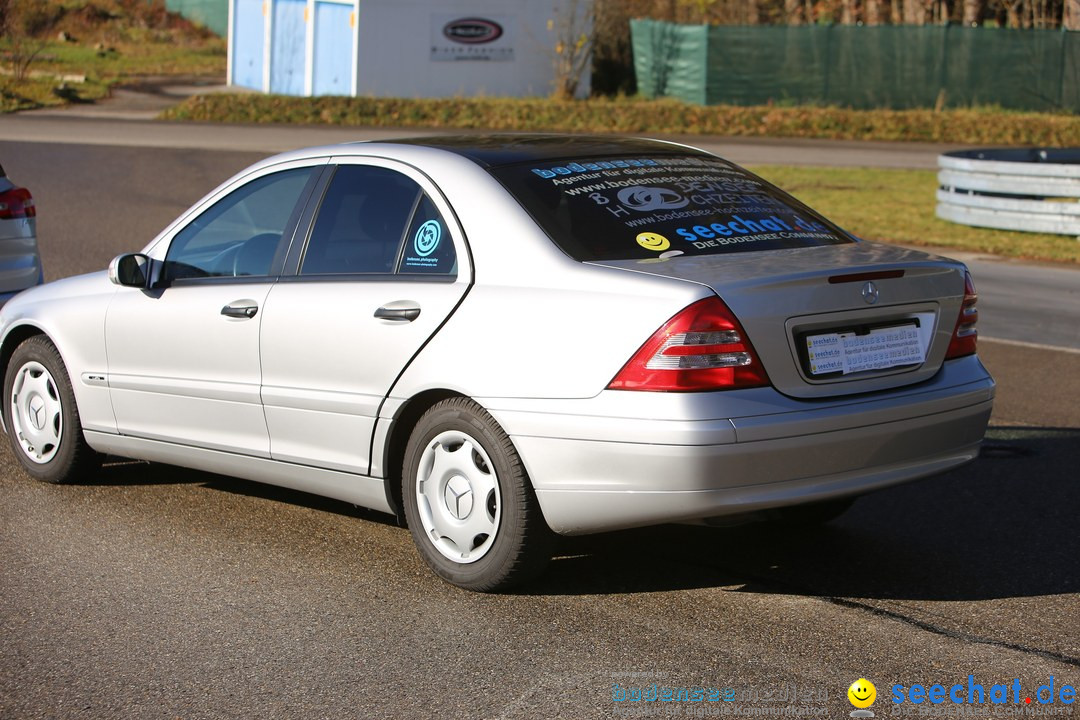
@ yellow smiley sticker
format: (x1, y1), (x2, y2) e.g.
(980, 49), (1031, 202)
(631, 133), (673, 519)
(848, 679), (877, 709)
(636, 232), (670, 252)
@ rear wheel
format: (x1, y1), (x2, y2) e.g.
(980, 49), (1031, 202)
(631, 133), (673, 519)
(402, 397), (553, 592)
(4, 336), (100, 483)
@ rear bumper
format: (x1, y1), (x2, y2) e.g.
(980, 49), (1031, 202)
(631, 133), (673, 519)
(0, 265), (43, 308)
(484, 355), (994, 535)
(0, 221), (43, 306)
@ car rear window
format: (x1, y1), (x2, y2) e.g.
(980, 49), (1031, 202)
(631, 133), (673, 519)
(488, 154), (854, 261)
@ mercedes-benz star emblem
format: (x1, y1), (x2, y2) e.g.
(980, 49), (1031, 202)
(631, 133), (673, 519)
(861, 281), (880, 305)
(444, 476), (474, 520)
(28, 396), (45, 430)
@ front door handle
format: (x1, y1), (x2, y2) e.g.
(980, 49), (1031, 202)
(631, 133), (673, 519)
(374, 304), (421, 322)
(221, 301), (259, 319)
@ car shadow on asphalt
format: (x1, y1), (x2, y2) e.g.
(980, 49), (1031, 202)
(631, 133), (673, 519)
(71, 425), (1078, 600)
(86, 457), (192, 485)
(526, 426), (1079, 601)
(76, 456), (402, 525)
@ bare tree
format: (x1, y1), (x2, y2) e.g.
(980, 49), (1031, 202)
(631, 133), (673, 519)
(842, 0), (858, 23)
(903, 0), (927, 23)
(784, 0), (806, 23)
(1066, 0), (1080, 28)
(999, 0), (1025, 25)
(550, 0), (594, 99)
(1, 0), (51, 81)
(962, 0), (985, 24)
(865, 0), (884, 24)
(745, 0), (761, 24)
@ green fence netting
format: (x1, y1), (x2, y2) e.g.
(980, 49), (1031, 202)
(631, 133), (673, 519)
(165, 0), (228, 37)
(631, 19), (1080, 112)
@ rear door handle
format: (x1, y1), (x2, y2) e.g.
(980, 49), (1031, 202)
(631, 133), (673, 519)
(374, 304), (421, 322)
(221, 301), (259, 319)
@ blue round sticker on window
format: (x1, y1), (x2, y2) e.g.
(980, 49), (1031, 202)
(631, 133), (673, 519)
(414, 220), (441, 257)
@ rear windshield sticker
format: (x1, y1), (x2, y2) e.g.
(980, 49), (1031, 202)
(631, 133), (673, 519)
(636, 232), (670, 252)
(618, 186), (689, 212)
(495, 155), (850, 260)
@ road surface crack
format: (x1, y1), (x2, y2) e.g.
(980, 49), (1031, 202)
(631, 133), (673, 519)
(824, 595), (1080, 669)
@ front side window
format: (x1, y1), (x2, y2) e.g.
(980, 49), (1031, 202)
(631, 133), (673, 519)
(300, 165), (456, 277)
(165, 167), (314, 281)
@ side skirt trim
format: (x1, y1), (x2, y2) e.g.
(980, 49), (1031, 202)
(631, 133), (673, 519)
(84, 430), (393, 515)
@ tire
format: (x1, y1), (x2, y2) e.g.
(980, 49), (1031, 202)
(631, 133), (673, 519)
(765, 497), (856, 527)
(4, 335), (100, 483)
(402, 397), (554, 592)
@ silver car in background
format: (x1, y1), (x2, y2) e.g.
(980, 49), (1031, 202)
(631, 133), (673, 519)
(0, 136), (993, 591)
(0, 163), (43, 305)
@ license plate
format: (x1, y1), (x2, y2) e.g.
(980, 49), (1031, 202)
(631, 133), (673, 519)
(806, 323), (925, 376)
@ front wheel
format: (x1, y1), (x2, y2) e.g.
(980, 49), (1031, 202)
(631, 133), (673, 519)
(4, 335), (100, 483)
(402, 397), (554, 592)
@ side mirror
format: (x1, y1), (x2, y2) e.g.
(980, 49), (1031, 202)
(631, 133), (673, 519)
(108, 253), (150, 288)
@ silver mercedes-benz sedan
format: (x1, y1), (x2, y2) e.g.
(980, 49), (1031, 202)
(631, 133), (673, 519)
(0, 135), (993, 591)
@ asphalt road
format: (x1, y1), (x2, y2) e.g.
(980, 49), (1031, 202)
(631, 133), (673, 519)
(958, 255), (1080, 351)
(0, 134), (1078, 719)
(0, 112), (963, 167)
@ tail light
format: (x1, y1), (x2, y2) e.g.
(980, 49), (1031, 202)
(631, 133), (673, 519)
(0, 187), (35, 220)
(945, 271), (978, 360)
(608, 296), (770, 392)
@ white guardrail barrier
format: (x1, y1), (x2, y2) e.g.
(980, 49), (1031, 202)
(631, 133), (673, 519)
(936, 148), (1080, 239)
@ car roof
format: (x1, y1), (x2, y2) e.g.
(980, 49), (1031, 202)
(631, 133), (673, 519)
(370, 134), (709, 168)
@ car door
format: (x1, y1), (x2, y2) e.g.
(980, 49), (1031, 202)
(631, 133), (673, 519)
(259, 158), (470, 475)
(104, 162), (322, 456)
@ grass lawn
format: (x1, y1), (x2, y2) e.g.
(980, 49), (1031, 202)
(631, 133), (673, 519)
(0, 0), (225, 114)
(0, 38), (225, 112)
(35, 39), (225, 79)
(749, 165), (1080, 265)
(0, 73), (108, 111)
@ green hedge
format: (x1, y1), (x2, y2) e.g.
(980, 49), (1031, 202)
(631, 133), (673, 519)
(162, 94), (1080, 146)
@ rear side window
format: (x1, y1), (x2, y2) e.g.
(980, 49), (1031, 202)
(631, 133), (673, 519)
(489, 154), (853, 261)
(301, 165), (456, 277)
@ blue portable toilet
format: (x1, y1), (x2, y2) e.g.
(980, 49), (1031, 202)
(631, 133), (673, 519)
(227, 0), (588, 99)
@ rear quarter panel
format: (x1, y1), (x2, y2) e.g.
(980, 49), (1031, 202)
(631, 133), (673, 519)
(386, 160), (709, 401)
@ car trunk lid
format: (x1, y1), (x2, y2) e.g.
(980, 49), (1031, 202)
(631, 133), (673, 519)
(591, 241), (968, 399)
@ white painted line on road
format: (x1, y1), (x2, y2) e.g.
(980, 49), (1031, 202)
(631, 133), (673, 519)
(981, 336), (1080, 355)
